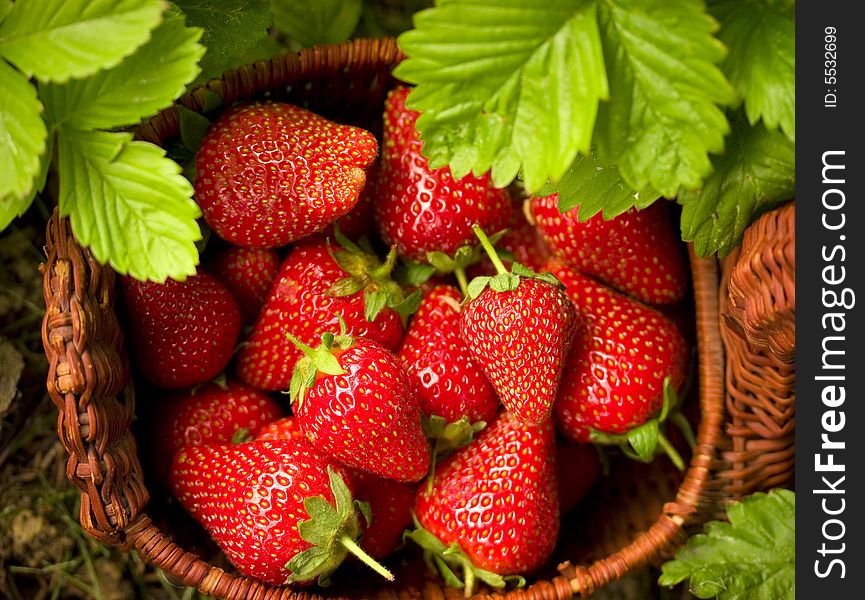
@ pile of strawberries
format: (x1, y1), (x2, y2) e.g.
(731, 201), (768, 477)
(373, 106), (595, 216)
(123, 86), (691, 594)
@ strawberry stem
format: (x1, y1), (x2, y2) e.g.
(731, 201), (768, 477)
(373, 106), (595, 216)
(656, 430), (685, 471)
(338, 534), (394, 581)
(285, 332), (316, 359)
(370, 245), (398, 280)
(471, 225), (508, 276)
(454, 265), (469, 298)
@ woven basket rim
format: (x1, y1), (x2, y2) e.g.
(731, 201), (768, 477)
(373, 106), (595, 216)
(42, 37), (733, 600)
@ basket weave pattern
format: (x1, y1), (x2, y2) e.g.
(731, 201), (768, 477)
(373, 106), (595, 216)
(40, 38), (794, 599)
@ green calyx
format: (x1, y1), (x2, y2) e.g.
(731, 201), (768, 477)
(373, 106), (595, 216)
(287, 326), (353, 409)
(589, 376), (695, 471)
(465, 225), (563, 300)
(422, 415), (487, 494)
(404, 516), (525, 598)
(286, 466), (392, 586)
(326, 225), (421, 324)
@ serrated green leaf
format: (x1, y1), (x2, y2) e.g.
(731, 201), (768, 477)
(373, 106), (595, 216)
(538, 150), (659, 220)
(172, 0), (271, 87)
(0, 0), (163, 83)
(40, 11), (203, 130)
(659, 489), (795, 599)
(678, 114), (794, 257)
(595, 0), (736, 197)
(272, 0), (362, 48)
(57, 128), (201, 282)
(0, 59), (46, 205)
(710, 0), (794, 141)
(395, 0), (608, 192)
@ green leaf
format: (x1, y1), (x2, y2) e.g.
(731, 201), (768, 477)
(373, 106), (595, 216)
(364, 289), (389, 322)
(466, 276), (491, 300)
(177, 105), (212, 154)
(626, 419), (659, 462)
(0, 59), (46, 206)
(659, 489), (795, 599)
(537, 150), (660, 220)
(172, 0), (272, 88)
(40, 11), (204, 130)
(395, 0), (608, 192)
(0, 1), (13, 23)
(0, 0), (163, 83)
(595, 0), (736, 197)
(57, 128), (201, 282)
(272, 0), (363, 48)
(678, 114), (794, 257)
(709, 0), (794, 141)
(489, 272), (520, 293)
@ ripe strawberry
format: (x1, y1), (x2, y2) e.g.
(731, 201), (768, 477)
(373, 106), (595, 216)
(236, 238), (411, 391)
(255, 415), (304, 442)
(170, 440), (392, 585)
(544, 259), (688, 441)
(207, 246), (280, 324)
(556, 438), (601, 514)
(121, 271), (240, 389)
(324, 161), (379, 241)
(459, 227), (578, 424)
(252, 415), (416, 559)
(375, 86), (512, 263)
(151, 378), (283, 484)
(289, 332), (429, 482)
(530, 195), (687, 305)
(397, 284), (498, 425)
(409, 412), (558, 595)
(194, 102), (378, 248)
(351, 470), (417, 560)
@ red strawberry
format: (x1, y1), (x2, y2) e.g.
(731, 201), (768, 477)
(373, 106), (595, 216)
(375, 87), (512, 263)
(255, 415), (304, 442)
(170, 440), (392, 585)
(352, 470), (417, 560)
(459, 227), (578, 424)
(409, 412), (558, 595)
(289, 332), (429, 482)
(151, 378), (283, 484)
(397, 284), (498, 425)
(556, 439), (601, 514)
(194, 102), (378, 248)
(324, 161), (379, 241)
(236, 238), (411, 391)
(121, 270), (240, 389)
(252, 415), (415, 559)
(530, 195), (687, 305)
(207, 246), (280, 324)
(545, 259), (688, 442)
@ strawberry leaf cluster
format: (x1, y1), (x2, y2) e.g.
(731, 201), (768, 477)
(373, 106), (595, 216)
(395, 0), (795, 257)
(659, 489), (795, 599)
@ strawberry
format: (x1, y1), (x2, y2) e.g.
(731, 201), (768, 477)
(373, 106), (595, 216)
(120, 270), (240, 389)
(194, 102), (378, 248)
(255, 415), (304, 442)
(252, 415), (416, 559)
(324, 161), (379, 242)
(151, 378), (283, 484)
(374, 87), (512, 263)
(235, 237), (414, 391)
(544, 259), (688, 445)
(289, 331), (429, 482)
(351, 470), (417, 560)
(170, 439), (392, 585)
(459, 227), (578, 424)
(397, 284), (498, 425)
(530, 195), (687, 305)
(408, 412), (559, 595)
(207, 246), (280, 324)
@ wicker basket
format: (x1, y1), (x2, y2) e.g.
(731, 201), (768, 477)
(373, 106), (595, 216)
(40, 38), (796, 599)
